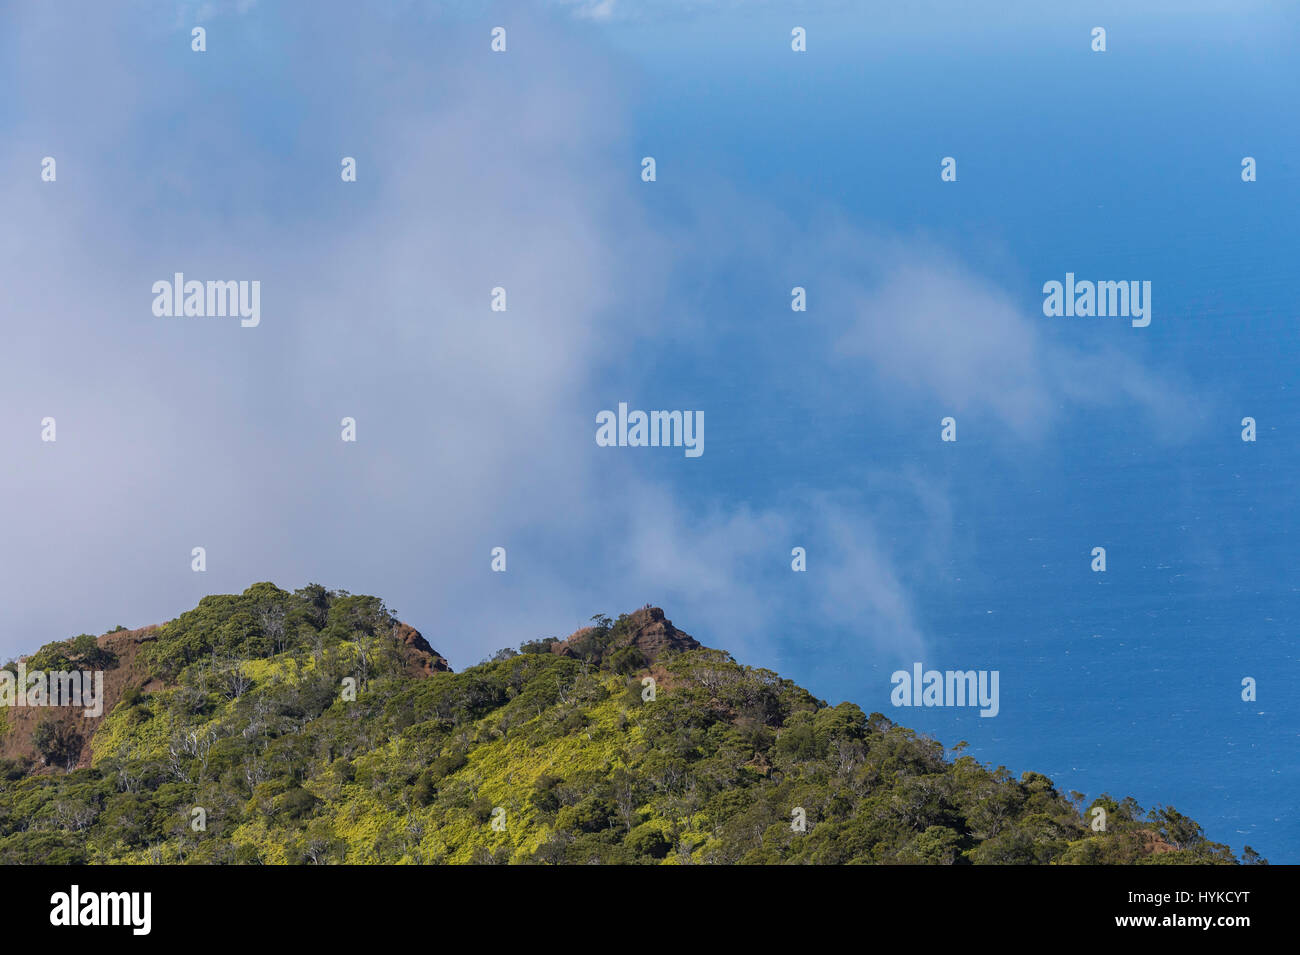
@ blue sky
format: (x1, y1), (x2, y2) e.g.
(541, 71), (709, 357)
(1, 0), (1296, 860)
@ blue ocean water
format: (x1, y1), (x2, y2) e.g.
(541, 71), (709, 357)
(605, 10), (1299, 860)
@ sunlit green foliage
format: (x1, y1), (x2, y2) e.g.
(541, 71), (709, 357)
(0, 584), (1252, 865)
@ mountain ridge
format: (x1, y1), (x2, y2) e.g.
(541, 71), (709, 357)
(0, 583), (1261, 865)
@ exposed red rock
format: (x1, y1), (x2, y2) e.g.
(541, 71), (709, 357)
(0, 625), (161, 770)
(551, 606), (700, 665)
(394, 622), (453, 675)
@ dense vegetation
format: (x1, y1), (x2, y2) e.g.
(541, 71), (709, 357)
(0, 583), (1261, 864)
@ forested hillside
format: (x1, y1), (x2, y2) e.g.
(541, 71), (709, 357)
(0, 584), (1257, 864)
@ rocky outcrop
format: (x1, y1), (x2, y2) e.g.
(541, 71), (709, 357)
(552, 606), (699, 666)
(394, 622), (453, 675)
(617, 606), (700, 662)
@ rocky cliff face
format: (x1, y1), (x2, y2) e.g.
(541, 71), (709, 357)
(0, 625), (161, 770)
(552, 606), (700, 665)
(393, 622), (453, 676)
